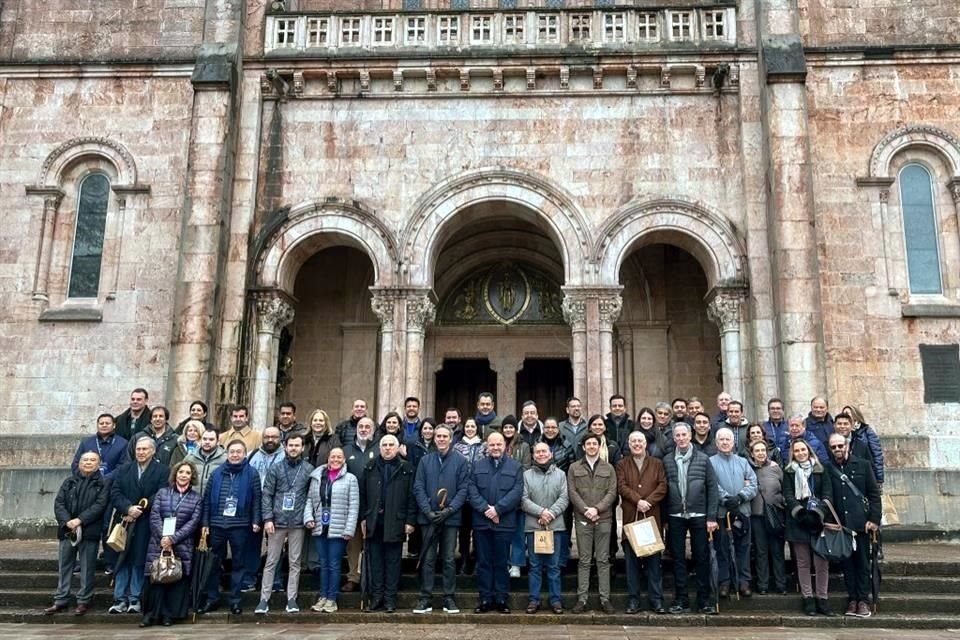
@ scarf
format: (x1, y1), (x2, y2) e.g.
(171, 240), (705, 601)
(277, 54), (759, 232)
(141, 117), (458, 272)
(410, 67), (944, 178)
(788, 459), (814, 500)
(475, 411), (498, 428)
(210, 459), (254, 513)
(534, 460), (552, 473)
(598, 435), (609, 462)
(461, 434), (481, 446)
(674, 446), (693, 506)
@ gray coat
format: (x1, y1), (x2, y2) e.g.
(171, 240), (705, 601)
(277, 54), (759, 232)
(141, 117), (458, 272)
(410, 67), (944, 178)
(521, 464), (569, 532)
(750, 460), (784, 516)
(710, 451), (758, 517)
(185, 447), (226, 497)
(262, 457), (315, 529)
(304, 464), (360, 539)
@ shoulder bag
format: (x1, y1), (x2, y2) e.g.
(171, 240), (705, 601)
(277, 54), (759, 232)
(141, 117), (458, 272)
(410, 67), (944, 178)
(812, 498), (856, 562)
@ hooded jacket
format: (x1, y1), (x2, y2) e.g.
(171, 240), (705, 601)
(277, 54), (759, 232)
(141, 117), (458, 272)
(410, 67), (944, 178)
(851, 423), (885, 484)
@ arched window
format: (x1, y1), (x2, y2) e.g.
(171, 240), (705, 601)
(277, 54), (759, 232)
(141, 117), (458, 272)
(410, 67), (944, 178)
(899, 164), (943, 295)
(67, 173), (110, 298)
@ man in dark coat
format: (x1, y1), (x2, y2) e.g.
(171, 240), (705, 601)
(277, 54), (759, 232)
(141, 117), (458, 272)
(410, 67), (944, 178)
(604, 394), (636, 452)
(412, 425), (470, 615)
(335, 399), (368, 451)
(342, 417), (377, 593)
(468, 431), (523, 613)
(361, 434), (417, 612)
(805, 396), (835, 446)
(46, 451), (110, 616)
(662, 423), (719, 615)
(108, 438), (168, 614)
(826, 433), (882, 618)
(72, 413), (129, 479)
(114, 387), (150, 441)
(128, 406), (178, 466)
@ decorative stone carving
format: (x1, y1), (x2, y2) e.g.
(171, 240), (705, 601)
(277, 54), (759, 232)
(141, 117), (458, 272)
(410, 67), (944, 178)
(526, 67), (536, 90)
(426, 69), (437, 92)
(695, 65), (706, 88)
(562, 294), (587, 332)
(950, 178), (960, 204)
(879, 189), (890, 204)
(868, 125), (960, 179)
(256, 294), (295, 334)
(660, 66), (671, 88)
(626, 66), (637, 89)
(393, 69), (403, 91)
(460, 68), (470, 91)
(493, 68), (503, 91)
(359, 70), (370, 93)
(292, 71), (304, 95)
(592, 67), (603, 90)
(559, 66), (569, 90)
(370, 293), (396, 330)
(729, 64), (740, 87)
(406, 294), (436, 332)
(598, 293), (623, 331)
(706, 290), (744, 333)
(326, 71), (337, 93)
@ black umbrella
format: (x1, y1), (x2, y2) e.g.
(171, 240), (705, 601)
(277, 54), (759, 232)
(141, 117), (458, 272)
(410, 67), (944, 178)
(417, 488), (448, 571)
(870, 528), (882, 614)
(708, 528), (719, 613)
(725, 512), (740, 601)
(111, 498), (149, 584)
(359, 537), (371, 611)
(190, 528), (218, 622)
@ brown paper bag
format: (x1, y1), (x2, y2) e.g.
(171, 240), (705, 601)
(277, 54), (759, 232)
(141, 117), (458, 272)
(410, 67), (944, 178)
(106, 520), (128, 552)
(881, 493), (900, 527)
(533, 528), (555, 554)
(623, 514), (665, 558)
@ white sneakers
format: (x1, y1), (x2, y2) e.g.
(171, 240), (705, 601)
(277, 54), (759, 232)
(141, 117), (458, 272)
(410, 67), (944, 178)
(509, 565), (521, 578)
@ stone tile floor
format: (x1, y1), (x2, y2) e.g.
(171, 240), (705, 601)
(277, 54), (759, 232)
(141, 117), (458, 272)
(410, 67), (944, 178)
(0, 624), (957, 639)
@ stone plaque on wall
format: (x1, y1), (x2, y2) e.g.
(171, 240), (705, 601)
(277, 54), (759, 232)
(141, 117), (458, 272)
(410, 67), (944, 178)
(919, 344), (960, 403)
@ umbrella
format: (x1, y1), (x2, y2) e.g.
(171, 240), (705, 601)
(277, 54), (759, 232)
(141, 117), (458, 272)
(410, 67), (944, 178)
(359, 537), (370, 611)
(725, 512), (740, 601)
(417, 488), (448, 571)
(111, 498), (149, 584)
(870, 528), (882, 614)
(708, 528), (719, 614)
(190, 528), (218, 622)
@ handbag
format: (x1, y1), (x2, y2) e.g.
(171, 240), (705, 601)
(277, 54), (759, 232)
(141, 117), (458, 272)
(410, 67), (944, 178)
(106, 520), (128, 552)
(623, 513), (665, 558)
(762, 497), (785, 535)
(533, 527), (555, 554)
(812, 499), (857, 562)
(150, 548), (183, 584)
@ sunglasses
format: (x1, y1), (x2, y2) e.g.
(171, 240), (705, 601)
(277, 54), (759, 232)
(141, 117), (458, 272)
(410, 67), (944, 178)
(830, 444), (846, 450)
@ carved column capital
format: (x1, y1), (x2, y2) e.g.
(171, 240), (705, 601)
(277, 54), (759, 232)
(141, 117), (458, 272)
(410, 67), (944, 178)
(255, 291), (295, 335)
(562, 293), (587, 332)
(598, 292), (623, 332)
(706, 288), (747, 333)
(405, 292), (436, 333)
(949, 178), (960, 204)
(370, 290), (397, 330)
(879, 189), (890, 204)
(617, 327), (634, 349)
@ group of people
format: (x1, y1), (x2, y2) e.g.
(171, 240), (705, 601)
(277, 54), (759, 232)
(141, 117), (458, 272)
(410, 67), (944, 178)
(48, 387), (885, 624)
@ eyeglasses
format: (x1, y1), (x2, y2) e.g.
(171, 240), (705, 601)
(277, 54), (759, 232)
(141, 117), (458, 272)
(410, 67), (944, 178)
(829, 444), (846, 450)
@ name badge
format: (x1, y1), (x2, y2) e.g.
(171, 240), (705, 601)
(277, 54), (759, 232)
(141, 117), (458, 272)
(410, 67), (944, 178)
(99, 464), (107, 475)
(282, 493), (296, 511)
(162, 516), (177, 537)
(320, 508), (331, 526)
(224, 496), (238, 517)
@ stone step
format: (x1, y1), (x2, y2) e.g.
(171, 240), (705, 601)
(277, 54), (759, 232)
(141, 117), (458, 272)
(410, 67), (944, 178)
(8, 589), (958, 614)
(9, 608), (960, 629)
(5, 571), (959, 594)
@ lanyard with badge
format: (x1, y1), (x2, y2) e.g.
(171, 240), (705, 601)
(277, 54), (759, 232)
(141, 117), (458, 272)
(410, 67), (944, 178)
(96, 438), (108, 475)
(223, 473), (238, 517)
(282, 463), (303, 512)
(163, 489), (188, 537)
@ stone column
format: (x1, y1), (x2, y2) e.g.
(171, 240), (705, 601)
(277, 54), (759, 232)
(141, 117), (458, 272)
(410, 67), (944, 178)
(562, 292), (588, 404)
(252, 293), (294, 430)
(619, 329), (635, 413)
(370, 289), (398, 418)
(598, 292), (623, 406)
(489, 353), (525, 418)
(404, 291), (435, 404)
(29, 190), (64, 303)
(707, 288), (747, 404)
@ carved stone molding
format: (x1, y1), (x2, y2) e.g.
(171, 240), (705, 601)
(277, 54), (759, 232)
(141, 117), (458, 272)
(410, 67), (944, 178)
(867, 124), (960, 179)
(598, 292), (623, 331)
(36, 136), (138, 187)
(706, 288), (746, 333)
(950, 178), (960, 204)
(255, 292), (295, 335)
(562, 293), (588, 332)
(406, 293), (436, 332)
(370, 291), (397, 330)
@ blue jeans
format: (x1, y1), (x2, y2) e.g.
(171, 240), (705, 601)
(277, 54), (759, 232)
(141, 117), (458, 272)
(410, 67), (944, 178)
(510, 515), (526, 567)
(526, 531), (564, 606)
(112, 552), (145, 605)
(313, 534), (347, 601)
(474, 528), (512, 605)
(207, 526), (250, 605)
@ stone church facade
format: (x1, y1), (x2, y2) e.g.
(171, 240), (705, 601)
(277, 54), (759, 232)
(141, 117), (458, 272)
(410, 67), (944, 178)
(1, 0), (959, 528)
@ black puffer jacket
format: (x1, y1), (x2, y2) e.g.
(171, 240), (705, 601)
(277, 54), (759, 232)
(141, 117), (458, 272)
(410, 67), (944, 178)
(662, 448), (719, 520)
(54, 472), (110, 542)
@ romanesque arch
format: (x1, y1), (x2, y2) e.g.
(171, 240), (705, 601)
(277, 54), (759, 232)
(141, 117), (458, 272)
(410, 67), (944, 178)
(867, 124), (960, 179)
(593, 196), (747, 289)
(400, 167), (591, 287)
(254, 198), (400, 294)
(36, 136), (138, 187)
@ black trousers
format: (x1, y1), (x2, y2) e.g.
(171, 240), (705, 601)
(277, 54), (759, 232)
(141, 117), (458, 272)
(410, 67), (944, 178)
(368, 525), (403, 606)
(842, 534), (872, 602)
(751, 515), (786, 592)
(667, 516), (712, 608)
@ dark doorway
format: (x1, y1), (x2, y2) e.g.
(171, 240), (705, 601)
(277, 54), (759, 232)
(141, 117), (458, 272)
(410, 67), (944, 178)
(515, 359), (573, 420)
(435, 359), (497, 420)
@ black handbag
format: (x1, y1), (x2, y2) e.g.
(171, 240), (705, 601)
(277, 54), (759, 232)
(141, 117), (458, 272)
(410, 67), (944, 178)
(812, 499), (856, 562)
(763, 499), (785, 535)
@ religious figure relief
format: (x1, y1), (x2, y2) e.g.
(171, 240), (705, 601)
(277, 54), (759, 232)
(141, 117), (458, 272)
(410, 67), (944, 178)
(499, 271), (516, 311)
(453, 278), (480, 320)
(438, 263), (563, 325)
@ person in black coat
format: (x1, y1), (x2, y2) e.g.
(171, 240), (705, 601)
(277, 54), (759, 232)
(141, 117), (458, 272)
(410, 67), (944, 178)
(107, 438), (168, 614)
(46, 452), (110, 616)
(361, 434), (417, 612)
(825, 433), (882, 618)
(115, 388), (151, 441)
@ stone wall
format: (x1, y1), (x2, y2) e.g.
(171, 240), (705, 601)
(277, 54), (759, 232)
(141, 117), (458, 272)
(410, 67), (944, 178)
(0, 75), (195, 434)
(806, 58), (960, 444)
(799, 0), (960, 47)
(0, 0), (207, 61)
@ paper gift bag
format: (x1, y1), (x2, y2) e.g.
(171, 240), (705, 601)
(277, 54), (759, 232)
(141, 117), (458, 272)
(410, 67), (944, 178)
(881, 493), (900, 527)
(623, 515), (665, 558)
(106, 520), (128, 552)
(533, 528), (555, 554)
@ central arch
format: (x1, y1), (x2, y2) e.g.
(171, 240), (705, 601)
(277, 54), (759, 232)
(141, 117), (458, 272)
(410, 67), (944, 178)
(401, 167), (591, 287)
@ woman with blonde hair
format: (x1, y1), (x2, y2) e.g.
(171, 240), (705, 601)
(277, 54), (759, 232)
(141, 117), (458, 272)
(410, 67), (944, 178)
(304, 409), (341, 469)
(169, 420), (204, 467)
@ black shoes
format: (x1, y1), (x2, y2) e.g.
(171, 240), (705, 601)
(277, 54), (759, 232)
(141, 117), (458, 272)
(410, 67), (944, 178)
(816, 598), (833, 616)
(699, 605), (718, 615)
(496, 601), (511, 614)
(669, 602), (691, 614)
(803, 596), (817, 616)
(624, 600), (640, 614)
(651, 601), (666, 614)
(474, 601), (493, 614)
(198, 600), (220, 614)
(230, 604), (242, 615)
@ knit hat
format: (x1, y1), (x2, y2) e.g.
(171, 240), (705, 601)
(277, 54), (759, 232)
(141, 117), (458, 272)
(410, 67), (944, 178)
(501, 414), (518, 429)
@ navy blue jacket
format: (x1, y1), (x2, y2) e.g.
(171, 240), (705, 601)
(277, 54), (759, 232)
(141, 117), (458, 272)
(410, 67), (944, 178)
(468, 455), (523, 532)
(851, 424), (885, 484)
(72, 433), (129, 479)
(762, 419), (789, 444)
(805, 413), (834, 447)
(414, 449), (470, 526)
(202, 463), (262, 529)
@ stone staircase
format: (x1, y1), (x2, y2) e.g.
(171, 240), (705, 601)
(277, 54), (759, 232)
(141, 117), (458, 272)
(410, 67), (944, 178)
(2, 545), (960, 628)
